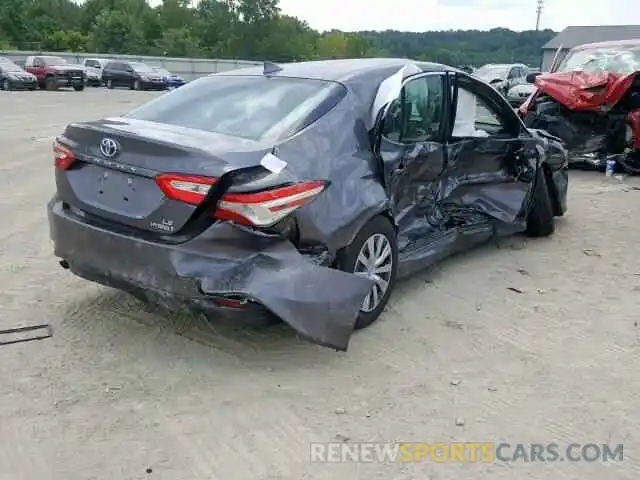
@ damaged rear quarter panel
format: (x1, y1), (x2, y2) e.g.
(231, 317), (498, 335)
(169, 79), (395, 351)
(273, 85), (391, 254)
(169, 222), (375, 351)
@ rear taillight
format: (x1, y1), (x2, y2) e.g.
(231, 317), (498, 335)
(155, 174), (217, 205)
(215, 181), (328, 227)
(53, 141), (76, 170)
(155, 173), (327, 228)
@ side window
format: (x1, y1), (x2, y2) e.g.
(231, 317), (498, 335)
(34, 58), (44, 68)
(382, 74), (444, 144)
(452, 86), (507, 138)
(507, 67), (516, 79)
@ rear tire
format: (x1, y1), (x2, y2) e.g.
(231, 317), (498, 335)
(526, 167), (555, 237)
(336, 215), (398, 330)
(134, 80), (141, 91)
(106, 79), (114, 89)
(73, 84), (84, 92)
(2, 79), (9, 91)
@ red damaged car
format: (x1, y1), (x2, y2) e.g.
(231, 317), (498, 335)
(519, 40), (640, 173)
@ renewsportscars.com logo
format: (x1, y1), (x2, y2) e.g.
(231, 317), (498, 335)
(310, 442), (624, 463)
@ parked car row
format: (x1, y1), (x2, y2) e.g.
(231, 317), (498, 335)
(0, 55), (185, 91)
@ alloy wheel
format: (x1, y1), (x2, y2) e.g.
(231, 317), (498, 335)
(353, 233), (393, 312)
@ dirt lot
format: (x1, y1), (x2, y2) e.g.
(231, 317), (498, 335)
(1, 88), (640, 480)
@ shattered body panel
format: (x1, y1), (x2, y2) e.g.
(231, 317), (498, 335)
(533, 70), (638, 111)
(48, 58), (568, 351)
(520, 40), (640, 172)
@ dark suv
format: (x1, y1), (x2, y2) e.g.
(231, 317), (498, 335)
(102, 61), (165, 90)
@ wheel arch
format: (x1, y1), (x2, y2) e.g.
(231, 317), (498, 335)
(331, 207), (397, 262)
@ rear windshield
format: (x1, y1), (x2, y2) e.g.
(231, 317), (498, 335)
(125, 75), (346, 141)
(558, 46), (640, 75)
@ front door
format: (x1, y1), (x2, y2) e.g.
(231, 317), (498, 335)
(376, 72), (449, 251)
(442, 72), (538, 225)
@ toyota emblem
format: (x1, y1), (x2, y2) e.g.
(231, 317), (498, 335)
(99, 138), (119, 158)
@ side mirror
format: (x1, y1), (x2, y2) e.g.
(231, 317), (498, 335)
(526, 72), (541, 84)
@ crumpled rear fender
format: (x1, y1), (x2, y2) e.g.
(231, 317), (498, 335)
(170, 223), (375, 351)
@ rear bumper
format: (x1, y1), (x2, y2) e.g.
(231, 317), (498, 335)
(47, 198), (373, 351)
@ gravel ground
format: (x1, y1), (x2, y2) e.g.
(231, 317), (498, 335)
(1, 88), (640, 480)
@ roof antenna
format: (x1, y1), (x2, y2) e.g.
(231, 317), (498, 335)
(263, 60), (282, 75)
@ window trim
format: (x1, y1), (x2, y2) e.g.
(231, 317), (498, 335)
(380, 71), (448, 146)
(450, 72), (524, 139)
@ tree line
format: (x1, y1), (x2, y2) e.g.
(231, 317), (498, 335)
(0, 0), (556, 67)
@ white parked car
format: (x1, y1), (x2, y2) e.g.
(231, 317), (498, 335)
(507, 83), (536, 107)
(474, 63), (529, 96)
(82, 58), (110, 86)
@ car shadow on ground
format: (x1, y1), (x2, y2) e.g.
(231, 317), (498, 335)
(63, 285), (347, 368)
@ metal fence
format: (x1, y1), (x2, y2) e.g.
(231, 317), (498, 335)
(0, 50), (262, 81)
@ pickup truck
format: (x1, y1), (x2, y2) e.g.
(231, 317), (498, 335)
(23, 55), (86, 91)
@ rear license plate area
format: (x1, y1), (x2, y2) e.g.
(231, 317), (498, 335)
(67, 164), (164, 217)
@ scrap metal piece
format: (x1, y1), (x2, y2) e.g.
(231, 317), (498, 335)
(263, 61), (282, 75)
(0, 324), (53, 346)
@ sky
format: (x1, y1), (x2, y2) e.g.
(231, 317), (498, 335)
(277, 0), (640, 32)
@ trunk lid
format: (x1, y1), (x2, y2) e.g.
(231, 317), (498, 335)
(57, 118), (274, 235)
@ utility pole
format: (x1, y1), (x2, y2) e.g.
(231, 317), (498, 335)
(535, 0), (544, 31)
